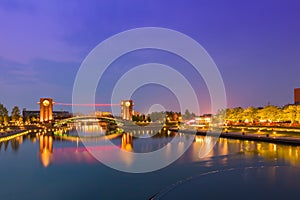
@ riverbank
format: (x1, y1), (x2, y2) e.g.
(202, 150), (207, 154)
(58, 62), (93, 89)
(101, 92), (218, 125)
(0, 124), (63, 142)
(172, 127), (300, 146)
(3, 123), (300, 146)
(0, 130), (30, 142)
(202, 131), (300, 146)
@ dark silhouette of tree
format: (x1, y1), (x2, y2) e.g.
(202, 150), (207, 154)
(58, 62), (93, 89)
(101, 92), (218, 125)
(0, 103), (8, 125)
(11, 106), (21, 122)
(149, 112), (166, 122)
(147, 116), (151, 122)
(182, 109), (196, 120)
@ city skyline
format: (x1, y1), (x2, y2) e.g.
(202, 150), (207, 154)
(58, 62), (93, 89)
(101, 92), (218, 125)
(1, 1), (300, 113)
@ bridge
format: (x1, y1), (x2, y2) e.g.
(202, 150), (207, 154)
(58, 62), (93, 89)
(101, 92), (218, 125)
(54, 115), (170, 139)
(36, 98), (171, 137)
(54, 116), (122, 127)
(36, 98), (134, 123)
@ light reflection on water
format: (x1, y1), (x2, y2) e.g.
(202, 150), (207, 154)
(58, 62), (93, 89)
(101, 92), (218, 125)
(187, 136), (300, 167)
(1, 130), (300, 167)
(1, 127), (300, 199)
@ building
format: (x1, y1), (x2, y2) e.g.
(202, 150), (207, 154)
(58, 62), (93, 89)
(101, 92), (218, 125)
(195, 114), (213, 125)
(94, 111), (113, 118)
(39, 98), (55, 122)
(22, 109), (40, 120)
(23, 110), (72, 121)
(295, 88), (300, 105)
(120, 100), (134, 120)
(23, 98), (71, 123)
(52, 111), (72, 119)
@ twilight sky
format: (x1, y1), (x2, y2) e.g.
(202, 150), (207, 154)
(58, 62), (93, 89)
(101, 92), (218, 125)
(0, 0), (300, 114)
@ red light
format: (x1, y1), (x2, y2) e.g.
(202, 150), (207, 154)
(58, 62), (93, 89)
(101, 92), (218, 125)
(55, 103), (119, 107)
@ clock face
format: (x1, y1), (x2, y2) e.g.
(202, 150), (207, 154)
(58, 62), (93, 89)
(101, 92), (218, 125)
(125, 101), (131, 107)
(43, 100), (50, 107)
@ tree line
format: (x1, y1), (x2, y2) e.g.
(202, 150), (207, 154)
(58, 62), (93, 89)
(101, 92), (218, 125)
(0, 103), (22, 125)
(133, 109), (196, 123)
(217, 104), (300, 124)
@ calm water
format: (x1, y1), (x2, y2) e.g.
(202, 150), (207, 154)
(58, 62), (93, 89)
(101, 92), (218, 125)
(1, 128), (300, 200)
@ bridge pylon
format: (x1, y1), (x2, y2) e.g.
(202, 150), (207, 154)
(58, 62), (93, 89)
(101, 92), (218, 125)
(38, 98), (55, 122)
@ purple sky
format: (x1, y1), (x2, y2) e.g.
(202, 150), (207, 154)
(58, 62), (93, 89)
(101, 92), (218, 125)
(0, 0), (300, 114)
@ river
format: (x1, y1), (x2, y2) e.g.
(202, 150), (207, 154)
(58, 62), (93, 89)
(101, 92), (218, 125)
(0, 127), (300, 199)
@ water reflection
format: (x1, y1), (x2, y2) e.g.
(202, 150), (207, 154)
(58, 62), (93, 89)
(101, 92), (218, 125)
(75, 123), (106, 134)
(39, 135), (53, 167)
(1, 128), (300, 168)
(121, 133), (133, 152)
(11, 136), (22, 152)
(191, 135), (300, 166)
(0, 136), (23, 152)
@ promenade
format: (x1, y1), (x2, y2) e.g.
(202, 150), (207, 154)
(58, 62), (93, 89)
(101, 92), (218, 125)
(202, 131), (300, 146)
(172, 125), (300, 146)
(0, 124), (62, 142)
(0, 130), (29, 142)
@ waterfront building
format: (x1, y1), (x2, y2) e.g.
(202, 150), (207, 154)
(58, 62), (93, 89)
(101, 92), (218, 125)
(295, 88), (300, 105)
(23, 109), (71, 121)
(195, 114), (213, 125)
(22, 109), (40, 120)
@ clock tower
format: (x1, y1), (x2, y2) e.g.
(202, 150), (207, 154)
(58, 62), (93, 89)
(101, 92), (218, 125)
(39, 98), (55, 122)
(121, 100), (134, 120)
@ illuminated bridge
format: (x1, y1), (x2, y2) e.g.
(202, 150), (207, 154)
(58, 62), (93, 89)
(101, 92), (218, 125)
(36, 98), (134, 123)
(54, 116), (167, 138)
(54, 116), (122, 127)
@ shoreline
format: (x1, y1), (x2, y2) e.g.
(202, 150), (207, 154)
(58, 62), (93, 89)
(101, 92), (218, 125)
(0, 130), (30, 142)
(176, 129), (300, 146)
(2, 124), (300, 146)
(208, 131), (300, 146)
(0, 125), (63, 142)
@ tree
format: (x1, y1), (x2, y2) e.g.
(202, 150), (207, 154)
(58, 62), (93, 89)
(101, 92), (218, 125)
(3, 116), (9, 126)
(225, 107), (244, 122)
(149, 111), (166, 122)
(281, 105), (297, 124)
(243, 107), (258, 123)
(257, 105), (281, 122)
(132, 114), (147, 122)
(11, 106), (21, 122)
(18, 117), (23, 124)
(31, 116), (38, 123)
(182, 109), (195, 120)
(295, 106), (300, 123)
(216, 104), (300, 125)
(215, 109), (226, 124)
(0, 103), (8, 116)
(0, 103), (8, 125)
(147, 115), (151, 122)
